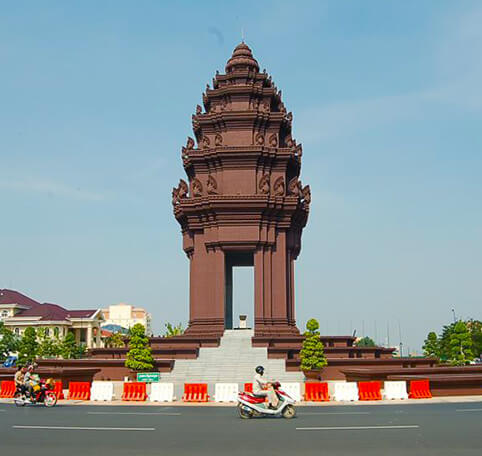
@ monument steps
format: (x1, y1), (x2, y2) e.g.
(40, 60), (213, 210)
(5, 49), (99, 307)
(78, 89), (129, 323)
(160, 329), (303, 384)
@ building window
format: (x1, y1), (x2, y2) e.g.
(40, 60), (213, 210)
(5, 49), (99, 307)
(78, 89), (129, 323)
(54, 327), (60, 337)
(1, 310), (8, 318)
(44, 328), (50, 337)
(14, 328), (20, 336)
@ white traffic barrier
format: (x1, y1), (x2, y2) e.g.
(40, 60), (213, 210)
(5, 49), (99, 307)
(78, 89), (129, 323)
(383, 381), (408, 400)
(333, 382), (358, 401)
(280, 383), (301, 402)
(214, 383), (239, 402)
(90, 381), (114, 401)
(150, 382), (174, 402)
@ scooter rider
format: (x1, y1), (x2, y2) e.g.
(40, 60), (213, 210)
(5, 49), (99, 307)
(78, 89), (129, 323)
(14, 366), (27, 397)
(253, 365), (279, 409)
(24, 363), (38, 401)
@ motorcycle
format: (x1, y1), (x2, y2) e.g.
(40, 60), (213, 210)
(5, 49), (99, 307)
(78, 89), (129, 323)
(237, 381), (296, 419)
(14, 378), (58, 407)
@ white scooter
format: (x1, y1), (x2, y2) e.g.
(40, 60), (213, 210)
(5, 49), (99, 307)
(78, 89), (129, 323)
(237, 381), (296, 419)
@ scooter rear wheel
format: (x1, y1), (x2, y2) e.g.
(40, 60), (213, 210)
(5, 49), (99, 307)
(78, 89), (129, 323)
(282, 405), (296, 419)
(238, 404), (253, 419)
(14, 392), (25, 407)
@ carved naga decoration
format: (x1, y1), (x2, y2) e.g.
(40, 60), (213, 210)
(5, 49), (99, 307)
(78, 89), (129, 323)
(172, 179), (189, 205)
(258, 174), (270, 195)
(287, 177), (302, 198)
(186, 137), (195, 149)
(273, 176), (285, 196)
(207, 175), (218, 195)
(191, 178), (203, 197)
(302, 185), (311, 205)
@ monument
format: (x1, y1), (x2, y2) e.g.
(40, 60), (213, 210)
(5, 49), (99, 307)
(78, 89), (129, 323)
(172, 43), (310, 338)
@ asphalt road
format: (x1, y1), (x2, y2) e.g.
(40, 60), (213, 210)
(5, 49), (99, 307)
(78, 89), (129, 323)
(0, 402), (481, 455)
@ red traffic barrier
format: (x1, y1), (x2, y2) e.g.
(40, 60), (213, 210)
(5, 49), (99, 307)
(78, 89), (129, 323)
(121, 382), (147, 401)
(68, 382), (91, 400)
(182, 383), (209, 402)
(409, 379), (432, 399)
(53, 381), (64, 400)
(358, 381), (382, 401)
(0, 380), (16, 398)
(304, 382), (329, 402)
(244, 383), (253, 393)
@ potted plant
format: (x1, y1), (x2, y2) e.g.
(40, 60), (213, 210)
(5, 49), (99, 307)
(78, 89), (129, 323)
(300, 318), (327, 381)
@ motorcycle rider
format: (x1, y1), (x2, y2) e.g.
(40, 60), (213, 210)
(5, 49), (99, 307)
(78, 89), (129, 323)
(24, 363), (38, 401)
(253, 365), (279, 409)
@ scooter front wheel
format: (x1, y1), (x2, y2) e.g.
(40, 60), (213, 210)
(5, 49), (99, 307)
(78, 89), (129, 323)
(282, 405), (296, 419)
(238, 404), (253, 419)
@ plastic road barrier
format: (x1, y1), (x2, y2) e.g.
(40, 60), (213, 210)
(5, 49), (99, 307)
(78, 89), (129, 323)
(53, 381), (64, 400)
(333, 382), (359, 402)
(358, 381), (382, 401)
(383, 381), (408, 400)
(68, 382), (91, 400)
(90, 381), (114, 401)
(280, 383), (302, 402)
(0, 380), (15, 398)
(182, 383), (209, 402)
(214, 383), (239, 402)
(244, 383), (253, 393)
(304, 382), (329, 402)
(121, 382), (147, 401)
(150, 382), (174, 402)
(409, 379), (432, 399)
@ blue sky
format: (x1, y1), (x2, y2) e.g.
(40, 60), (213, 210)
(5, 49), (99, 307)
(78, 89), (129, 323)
(1, 1), (481, 352)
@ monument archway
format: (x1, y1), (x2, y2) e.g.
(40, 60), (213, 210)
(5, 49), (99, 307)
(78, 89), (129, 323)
(172, 43), (310, 338)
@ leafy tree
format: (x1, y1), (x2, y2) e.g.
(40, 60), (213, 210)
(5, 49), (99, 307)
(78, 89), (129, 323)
(0, 322), (19, 360)
(164, 322), (184, 337)
(37, 328), (61, 359)
(449, 321), (474, 365)
(60, 332), (85, 359)
(125, 323), (154, 371)
(439, 322), (456, 361)
(355, 336), (376, 347)
(422, 331), (440, 358)
(466, 319), (482, 358)
(17, 327), (38, 366)
(105, 332), (126, 348)
(300, 318), (327, 371)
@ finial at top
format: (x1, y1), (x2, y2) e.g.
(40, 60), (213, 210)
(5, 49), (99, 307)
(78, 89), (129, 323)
(225, 42), (259, 73)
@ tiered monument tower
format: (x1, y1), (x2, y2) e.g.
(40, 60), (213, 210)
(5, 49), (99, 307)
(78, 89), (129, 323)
(172, 43), (311, 338)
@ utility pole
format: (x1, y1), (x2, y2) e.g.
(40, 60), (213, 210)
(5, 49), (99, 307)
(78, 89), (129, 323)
(452, 309), (457, 323)
(398, 320), (403, 358)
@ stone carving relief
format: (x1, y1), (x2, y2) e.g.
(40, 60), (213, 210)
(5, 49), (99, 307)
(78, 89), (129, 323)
(268, 133), (278, 147)
(202, 136), (211, 149)
(214, 134), (223, 147)
(186, 137), (195, 149)
(302, 185), (311, 205)
(258, 174), (270, 195)
(285, 135), (294, 148)
(273, 176), (285, 196)
(255, 132), (265, 146)
(288, 177), (302, 198)
(172, 179), (189, 205)
(191, 178), (203, 197)
(207, 175), (218, 195)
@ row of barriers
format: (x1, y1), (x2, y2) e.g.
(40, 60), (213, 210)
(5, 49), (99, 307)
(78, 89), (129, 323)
(0, 379), (432, 402)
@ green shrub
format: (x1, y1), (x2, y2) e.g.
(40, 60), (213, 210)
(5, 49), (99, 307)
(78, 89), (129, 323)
(125, 323), (154, 371)
(300, 318), (327, 371)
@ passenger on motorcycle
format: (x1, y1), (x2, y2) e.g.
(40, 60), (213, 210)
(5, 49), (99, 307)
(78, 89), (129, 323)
(24, 363), (39, 401)
(14, 366), (27, 396)
(253, 365), (279, 409)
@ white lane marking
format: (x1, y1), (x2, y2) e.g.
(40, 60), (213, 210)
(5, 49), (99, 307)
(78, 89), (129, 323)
(298, 412), (370, 416)
(456, 408), (482, 412)
(87, 412), (181, 416)
(296, 425), (420, 431)
(13, 425), (155, 431)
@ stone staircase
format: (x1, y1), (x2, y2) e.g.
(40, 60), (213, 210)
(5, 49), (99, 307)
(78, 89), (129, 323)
(160, 329), (303, 384)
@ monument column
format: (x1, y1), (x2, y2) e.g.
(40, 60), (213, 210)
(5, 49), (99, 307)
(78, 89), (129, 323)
(172, 42), (310, 338)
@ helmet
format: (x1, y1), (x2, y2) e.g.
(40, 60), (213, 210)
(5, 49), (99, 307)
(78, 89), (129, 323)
(255, 365), (264, 374)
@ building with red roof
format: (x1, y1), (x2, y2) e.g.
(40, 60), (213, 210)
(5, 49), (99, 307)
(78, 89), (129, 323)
(0, 289), (104, 348)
